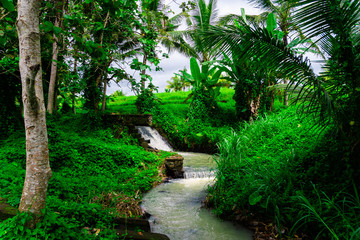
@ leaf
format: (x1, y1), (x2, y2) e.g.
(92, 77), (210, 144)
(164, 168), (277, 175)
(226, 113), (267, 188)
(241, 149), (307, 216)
(1, 0), (14, 12)
(41, 21), (54, 33)
(0, 37), (5, 46)
(249, 191), (262, 205)
(201, 63), (209, 75)
(266, 13), (277, 33)
(212, 69), (222, 82)
(190, 57), (201, 86)
(54, 27), (62, 35)
(241, 8), (247, 24)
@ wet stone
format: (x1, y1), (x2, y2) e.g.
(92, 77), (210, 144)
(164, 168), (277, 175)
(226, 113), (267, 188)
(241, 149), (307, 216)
(164, 155), (184, 178)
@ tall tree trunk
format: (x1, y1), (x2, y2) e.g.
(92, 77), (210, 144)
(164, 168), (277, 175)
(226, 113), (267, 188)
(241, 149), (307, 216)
(54, 88), (58, 113)
(47, 8), (61, 114)
(282, 31), (289, 106)
(16, 0), (52, 222)
(101, 78), (107, 111)
(84, 63), (100, 111)
(72, 56), (78, 114)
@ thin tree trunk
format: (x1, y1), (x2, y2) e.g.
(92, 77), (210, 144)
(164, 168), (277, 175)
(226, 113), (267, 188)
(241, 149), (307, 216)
(141, 51), (147, 88)
(72, 57), (78, 114)
(72, 94), (76, 114)
(16, 0), (52, 223)
(47, 12), (61, 114)
(282, 32), (289, 106)
(283, 78), (289, 106)
(101, 78), (107, 111)
(54, 88), (58, 113)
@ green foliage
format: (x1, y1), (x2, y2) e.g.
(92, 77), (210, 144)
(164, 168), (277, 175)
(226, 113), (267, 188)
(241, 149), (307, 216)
(179, 57), (223, 122)
(110, 90), (125, 98)
(207, 105), (360, 238)
(0, 211), (86, 240)
(0, 202), (120, 239)
(0, 6), (22, 139)
(209, 106), (313, 212)
(187, 89), (218, 122)
(135, 83), (159, 113)
(294, 186), (360, 240)
(180, 57), (222, 99)
(107, 88), (237, 152)
(169, 0), (219, 62)
(166, 74), (190, 92)
(0, 113), (165, 238)
(147, 89), (236, 153)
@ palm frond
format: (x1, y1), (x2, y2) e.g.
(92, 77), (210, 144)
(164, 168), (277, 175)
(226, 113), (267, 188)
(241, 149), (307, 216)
(248, 0), (277, 12)
(203, 22), (335, 126)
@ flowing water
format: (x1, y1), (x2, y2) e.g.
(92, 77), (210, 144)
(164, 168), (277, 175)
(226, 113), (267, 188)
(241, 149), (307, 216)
(135, 126), (174, 152)
(142, 152), (252, 240)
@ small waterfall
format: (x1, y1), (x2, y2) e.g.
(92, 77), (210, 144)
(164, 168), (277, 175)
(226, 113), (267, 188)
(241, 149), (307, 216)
(183, 167), (216, 179)
(135, 126), (174, 152)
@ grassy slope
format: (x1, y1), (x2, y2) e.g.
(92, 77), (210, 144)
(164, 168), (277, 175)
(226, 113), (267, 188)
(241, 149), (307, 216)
(107, 88), (235, 115)
(107, 88), (238, 153)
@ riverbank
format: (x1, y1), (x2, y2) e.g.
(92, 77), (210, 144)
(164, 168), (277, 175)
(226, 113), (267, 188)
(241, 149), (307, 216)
(203, 106), (360, 239)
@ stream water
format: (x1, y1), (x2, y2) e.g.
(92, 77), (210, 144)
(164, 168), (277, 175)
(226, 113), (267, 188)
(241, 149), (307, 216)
(135, 126), (174, 152)
(142, 152), (252, 240)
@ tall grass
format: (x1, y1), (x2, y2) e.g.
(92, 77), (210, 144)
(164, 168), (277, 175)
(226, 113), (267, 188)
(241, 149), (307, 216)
(293, 185), (360, 239)
(208, 105), (360, 238)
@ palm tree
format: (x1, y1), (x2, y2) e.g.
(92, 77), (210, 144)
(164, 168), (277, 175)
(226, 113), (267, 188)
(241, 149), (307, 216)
(221, 1), (323, 106)
(166, 75), (183, 92)
(203, 0), (360, 166)
(166, 0), (219, 62)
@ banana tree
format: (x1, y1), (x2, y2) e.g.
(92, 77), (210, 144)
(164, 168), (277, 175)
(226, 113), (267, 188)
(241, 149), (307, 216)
(179, 57), (222, 97)
(177, 57), (223, 120)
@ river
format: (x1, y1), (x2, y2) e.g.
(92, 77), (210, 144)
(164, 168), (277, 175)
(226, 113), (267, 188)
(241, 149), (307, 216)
(142, 152), (252, 240)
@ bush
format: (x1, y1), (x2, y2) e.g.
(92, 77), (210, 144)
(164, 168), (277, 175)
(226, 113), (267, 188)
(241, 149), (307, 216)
(0, 113), (165, 239)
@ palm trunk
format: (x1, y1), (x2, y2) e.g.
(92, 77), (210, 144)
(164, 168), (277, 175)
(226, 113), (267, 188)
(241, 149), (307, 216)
(16, 0), (52, 223)
(282, 31), (289, 106)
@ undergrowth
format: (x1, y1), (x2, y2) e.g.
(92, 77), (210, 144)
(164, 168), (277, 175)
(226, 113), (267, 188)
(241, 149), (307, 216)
(0, 112), (169, 239)
(207, 106), (360, 239)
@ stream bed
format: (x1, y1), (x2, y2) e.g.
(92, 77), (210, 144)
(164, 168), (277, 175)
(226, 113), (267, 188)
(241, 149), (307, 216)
(142, 152), (252, 240)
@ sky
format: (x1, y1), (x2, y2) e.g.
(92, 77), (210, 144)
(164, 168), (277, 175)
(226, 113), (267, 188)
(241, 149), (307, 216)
(107, 0), (322, 96)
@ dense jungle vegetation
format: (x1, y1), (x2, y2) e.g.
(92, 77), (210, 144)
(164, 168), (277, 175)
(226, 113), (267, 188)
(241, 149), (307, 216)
(1, 0), (360, 239)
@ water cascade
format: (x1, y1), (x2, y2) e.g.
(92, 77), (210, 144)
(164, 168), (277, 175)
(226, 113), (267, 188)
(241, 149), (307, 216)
(135, 126), (174, 152)
(137, 128), (252, 239)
